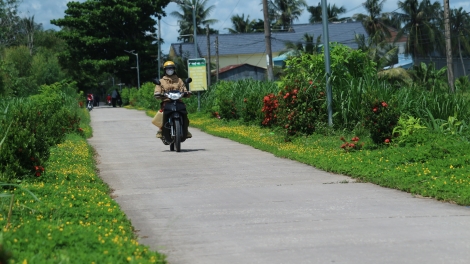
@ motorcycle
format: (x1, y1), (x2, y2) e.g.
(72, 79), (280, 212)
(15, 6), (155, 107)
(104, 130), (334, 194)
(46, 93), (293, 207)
(153, 78), (192, 152)
(87, 100), (93, 111)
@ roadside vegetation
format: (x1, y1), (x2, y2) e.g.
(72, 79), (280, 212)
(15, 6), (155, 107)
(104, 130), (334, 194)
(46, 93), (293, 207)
(0, 83), (166, 263)
(135, 43), (470, 206)
(1, 0), (470, 262)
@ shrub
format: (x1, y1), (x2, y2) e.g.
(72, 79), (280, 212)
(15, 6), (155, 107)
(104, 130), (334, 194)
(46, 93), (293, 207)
(363, 97), (399, 144)
(276, 79), (326, 137)
(201, 80), (278, 123)
(392, 114), (427, 145)
(0, 81), (83, 182)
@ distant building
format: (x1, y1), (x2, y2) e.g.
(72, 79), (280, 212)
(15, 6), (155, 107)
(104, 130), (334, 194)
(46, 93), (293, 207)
(217, 63), (266, 81)
(169, 22), (369, 74)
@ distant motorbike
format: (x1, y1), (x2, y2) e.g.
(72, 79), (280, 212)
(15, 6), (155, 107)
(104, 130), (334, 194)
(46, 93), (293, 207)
(153, 78), (192, 152)
(87, 100), (93, 111)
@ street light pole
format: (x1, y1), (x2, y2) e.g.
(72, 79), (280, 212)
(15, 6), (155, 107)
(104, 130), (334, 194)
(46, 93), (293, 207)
(124, 50), (140, 89)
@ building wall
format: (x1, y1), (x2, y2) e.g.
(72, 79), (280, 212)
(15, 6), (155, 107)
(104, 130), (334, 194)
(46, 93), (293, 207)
(219, 65), (266, 81)
(206, 53), (281, 70)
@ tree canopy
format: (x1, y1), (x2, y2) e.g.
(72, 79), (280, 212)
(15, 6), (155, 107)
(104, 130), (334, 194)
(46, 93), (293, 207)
(51, 0), (170, 91)
(170, 0), (219, 43)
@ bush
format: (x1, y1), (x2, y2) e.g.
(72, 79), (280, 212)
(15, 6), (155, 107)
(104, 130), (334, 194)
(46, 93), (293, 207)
(276, 79), (327, 137)
(0, 81), (83, 182)
(201, 80), (278, 124)
(363, 97), (399, 144)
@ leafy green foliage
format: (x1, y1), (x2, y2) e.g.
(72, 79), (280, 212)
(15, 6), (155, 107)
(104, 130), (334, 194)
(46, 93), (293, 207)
(1, 134), (166, 263)
(409, 62), (448, 91)
(0, 81), (83, 182)
(276, 79), (326, 137)
(189, 114), (470, 205)
(363, 97), (399, 144)
(392, 114), (427, 145)
(201, 80), (278, 123)
(51, 0), (170, 91)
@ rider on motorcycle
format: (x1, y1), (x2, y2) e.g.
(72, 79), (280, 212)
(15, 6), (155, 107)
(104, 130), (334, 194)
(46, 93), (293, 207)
(154, 61), (192, 139)
(86, 93), (94, 108)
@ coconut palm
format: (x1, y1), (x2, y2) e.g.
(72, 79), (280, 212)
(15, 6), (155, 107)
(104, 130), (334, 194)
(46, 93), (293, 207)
(355, 33), (398, 70)
(394, 0), (443, 63)
(353, 0), (391, 44)
(308, 3), (347, 24)
(449, 7), (470, 75)
(268, 0), (307, 31)
(226, 14), (257, 34)
(280, 33), (322, 56)
(171, 0), (219, 42)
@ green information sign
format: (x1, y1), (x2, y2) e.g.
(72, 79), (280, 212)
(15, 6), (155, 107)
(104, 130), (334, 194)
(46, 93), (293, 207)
(188, 58), (207, 92)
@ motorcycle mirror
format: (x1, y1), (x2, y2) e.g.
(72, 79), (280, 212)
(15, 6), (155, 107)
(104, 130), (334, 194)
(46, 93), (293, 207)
(186, 78), (192, 84)
(152, 78), (161, 85)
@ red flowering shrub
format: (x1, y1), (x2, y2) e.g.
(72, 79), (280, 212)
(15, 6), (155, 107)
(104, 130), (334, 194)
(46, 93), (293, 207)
(340, 136), (364, 152)
(261, 93), (278, 126)
(275, 79), (327, 136)
(363, 98), (399, 144)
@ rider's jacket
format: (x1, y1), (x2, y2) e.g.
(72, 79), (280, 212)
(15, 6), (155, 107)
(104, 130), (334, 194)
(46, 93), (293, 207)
(154, 75), (188, 102)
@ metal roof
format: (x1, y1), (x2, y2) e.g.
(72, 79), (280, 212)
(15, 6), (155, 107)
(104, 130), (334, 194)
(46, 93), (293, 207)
(170, 22), (368, 58)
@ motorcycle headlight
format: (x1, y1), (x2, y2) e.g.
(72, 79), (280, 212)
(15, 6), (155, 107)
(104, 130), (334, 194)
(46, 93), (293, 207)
(168, 93), (182, 100)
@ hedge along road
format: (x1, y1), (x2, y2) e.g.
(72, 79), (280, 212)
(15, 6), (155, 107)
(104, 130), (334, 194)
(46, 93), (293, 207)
(87, 106), (470, 264)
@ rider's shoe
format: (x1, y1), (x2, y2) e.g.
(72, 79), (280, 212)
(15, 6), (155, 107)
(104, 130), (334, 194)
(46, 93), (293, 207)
(156, 130), (163, 138)
(186, 131), (192, 138)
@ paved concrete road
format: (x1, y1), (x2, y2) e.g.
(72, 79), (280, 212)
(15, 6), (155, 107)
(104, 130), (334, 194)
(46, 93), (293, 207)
(88, 107), (470, 264)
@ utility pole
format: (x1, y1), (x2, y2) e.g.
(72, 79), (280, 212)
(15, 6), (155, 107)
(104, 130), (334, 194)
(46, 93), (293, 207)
(158, 17), (162, 79)
(321, 0), (333, 126)
(262, 0), (274, 81)
(443, 0), (454, 92)
(215, 35), (219, 82)
(206, 25), (211, 87)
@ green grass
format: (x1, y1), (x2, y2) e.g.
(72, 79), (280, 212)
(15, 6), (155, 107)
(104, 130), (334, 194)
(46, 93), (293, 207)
(1, 113), (166, 263)
(189, 112), (470, 206)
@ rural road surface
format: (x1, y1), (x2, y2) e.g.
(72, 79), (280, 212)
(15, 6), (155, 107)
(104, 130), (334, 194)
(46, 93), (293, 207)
(87, 106), (470, 264)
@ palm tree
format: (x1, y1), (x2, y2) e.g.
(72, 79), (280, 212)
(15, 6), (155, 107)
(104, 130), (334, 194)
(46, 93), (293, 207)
(353, 0), (391, 44)
(280, 33), (322, 56)
(355, 33), (398, 70)
(268, 0), (307, 31)
(449, 7), (470, 75)
(171, 0), (219, 42)
(308, 3), (347, 24)
(226, 14), (256, 34)
(394, 0), (443, 63)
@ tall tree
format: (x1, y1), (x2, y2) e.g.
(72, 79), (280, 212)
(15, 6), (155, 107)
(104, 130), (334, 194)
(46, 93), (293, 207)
(171, 0), (218, 43)
(19, 16), (41, 55)
(449, 7), (470, 75)
(308, 2), (347, 24)
(51, 0), (169, 91)
(353, 0), (391, 44)
(394, 0), (443, 63)
(281, 33), (322, 56)
(0, 0), (21, 48)
(268, 0), (307, 30)
(226, 14), (261, 34)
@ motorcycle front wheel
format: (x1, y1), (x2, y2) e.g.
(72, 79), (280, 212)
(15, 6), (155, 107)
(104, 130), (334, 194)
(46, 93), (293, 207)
(174, 119), (182, 152)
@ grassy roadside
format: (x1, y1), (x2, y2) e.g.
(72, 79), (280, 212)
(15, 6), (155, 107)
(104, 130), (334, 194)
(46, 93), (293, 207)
(184, 112), (470, 206)
(1, 109), (166, 263)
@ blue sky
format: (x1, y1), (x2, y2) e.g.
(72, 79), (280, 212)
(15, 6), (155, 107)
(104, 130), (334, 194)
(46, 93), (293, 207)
(18, 0), (470, 54)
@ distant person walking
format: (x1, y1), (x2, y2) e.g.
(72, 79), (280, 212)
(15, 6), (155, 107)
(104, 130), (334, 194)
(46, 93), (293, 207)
(111, 89), (118, 107)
